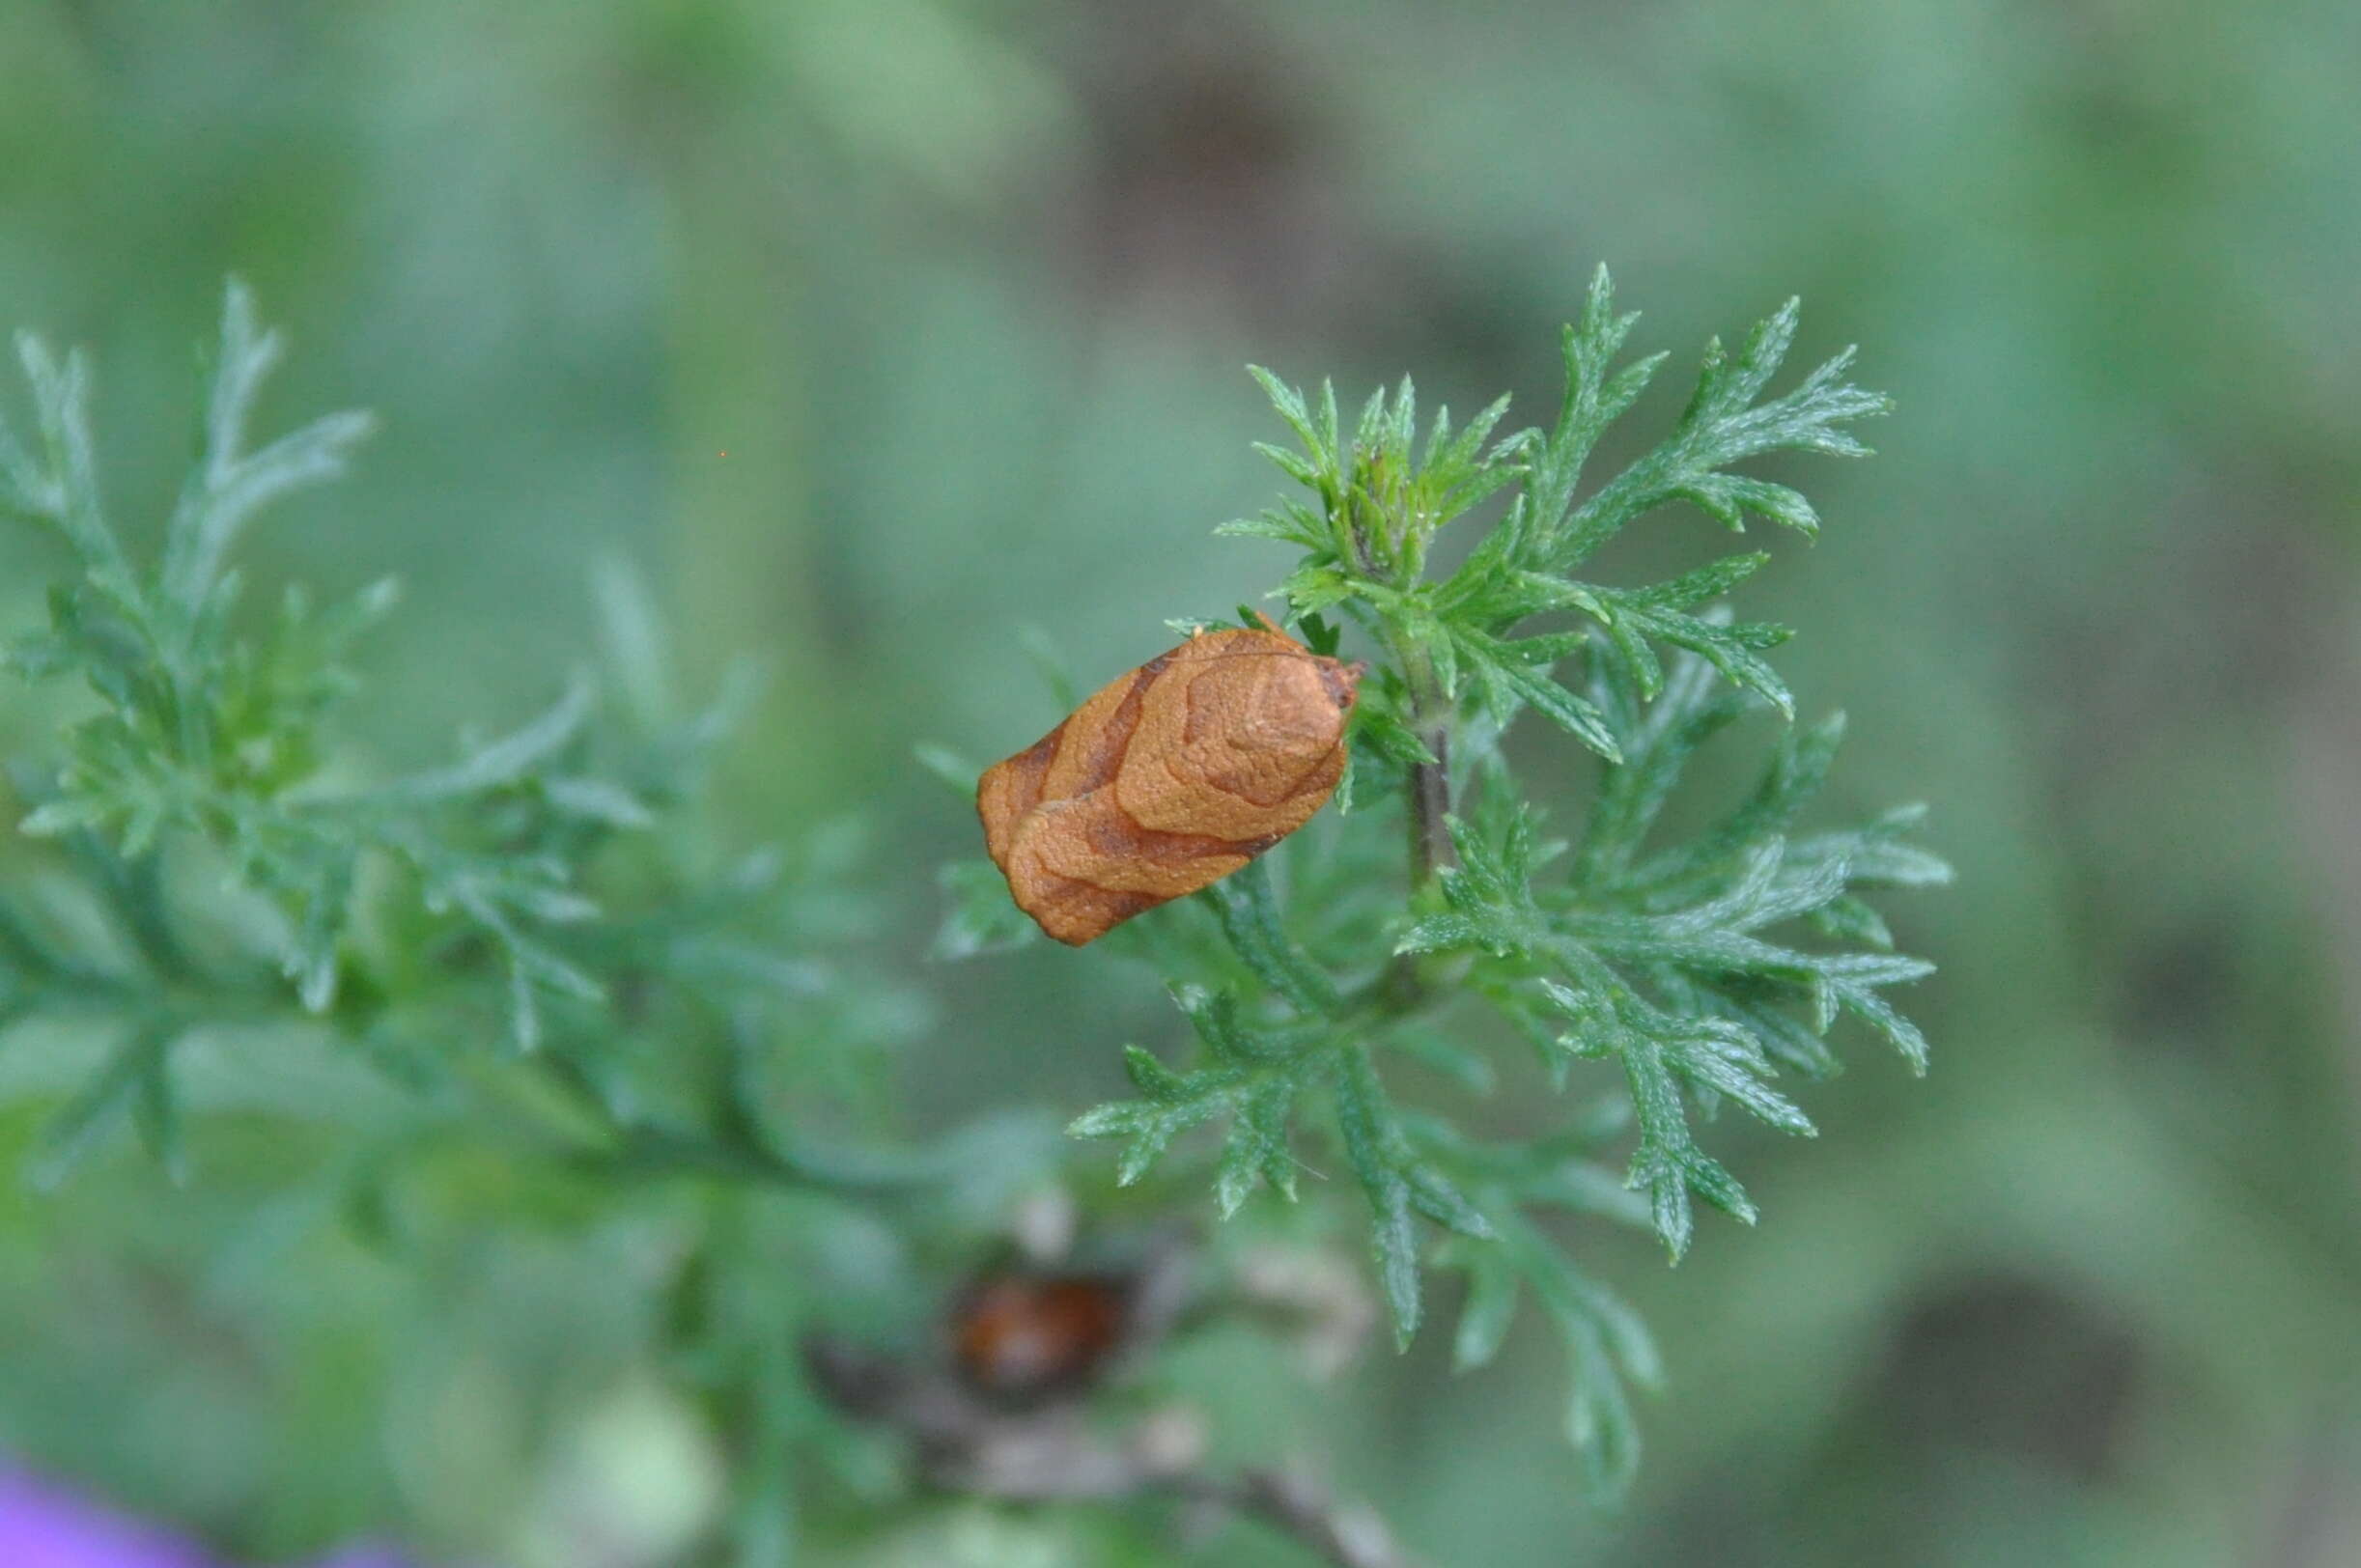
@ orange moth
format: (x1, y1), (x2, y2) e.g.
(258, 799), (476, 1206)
(977, 618), (1363, 945)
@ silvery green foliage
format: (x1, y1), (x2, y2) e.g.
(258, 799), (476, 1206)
(0, 283), (921, 1207)
(0, 275), (1945, 1522)
(0, 287), (977, 1560)
(1033, 266), (1948, 1496)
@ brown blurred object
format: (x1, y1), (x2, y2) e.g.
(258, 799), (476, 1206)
(950, 1271), (1133, 1404)
(807, 1217), (1413, 1566)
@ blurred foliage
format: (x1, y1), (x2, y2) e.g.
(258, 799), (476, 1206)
(2, 1), (2358, 1565)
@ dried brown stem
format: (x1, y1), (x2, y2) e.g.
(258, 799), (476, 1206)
(806, 1330), (1420, 1568)
(1166, 1467), (1420, 1568)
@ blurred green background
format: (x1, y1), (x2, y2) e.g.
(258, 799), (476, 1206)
(3, 1), (2358, 1564)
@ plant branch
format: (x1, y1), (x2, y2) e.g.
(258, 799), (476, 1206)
(1397, 638), (1455, 891)
(1165, 1468), (1420, 1568)
(808, 1335), (1420, 1568)
(1376, 627), (1455, 1014)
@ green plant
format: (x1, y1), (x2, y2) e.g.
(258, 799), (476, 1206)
(947, 266), (1946, 1496)
(0, 284), (918, 1184)
(0, 273), (1942, 1560)
(0, 287), (996, 1561)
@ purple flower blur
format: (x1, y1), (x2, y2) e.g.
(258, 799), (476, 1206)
(0, 1468), (216, 1568)
(0, 1466), (413, 1568)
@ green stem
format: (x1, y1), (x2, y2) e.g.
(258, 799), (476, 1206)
(1367, 626), (1455, 1014)
(1341, 491), (1450, 895)
(1390, 632), (1455, 891)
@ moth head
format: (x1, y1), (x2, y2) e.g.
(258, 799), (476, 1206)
(1243, 613), (1363, 714)
(1214, 649), (1359, 760)
(1317, 657), (1365, 713)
